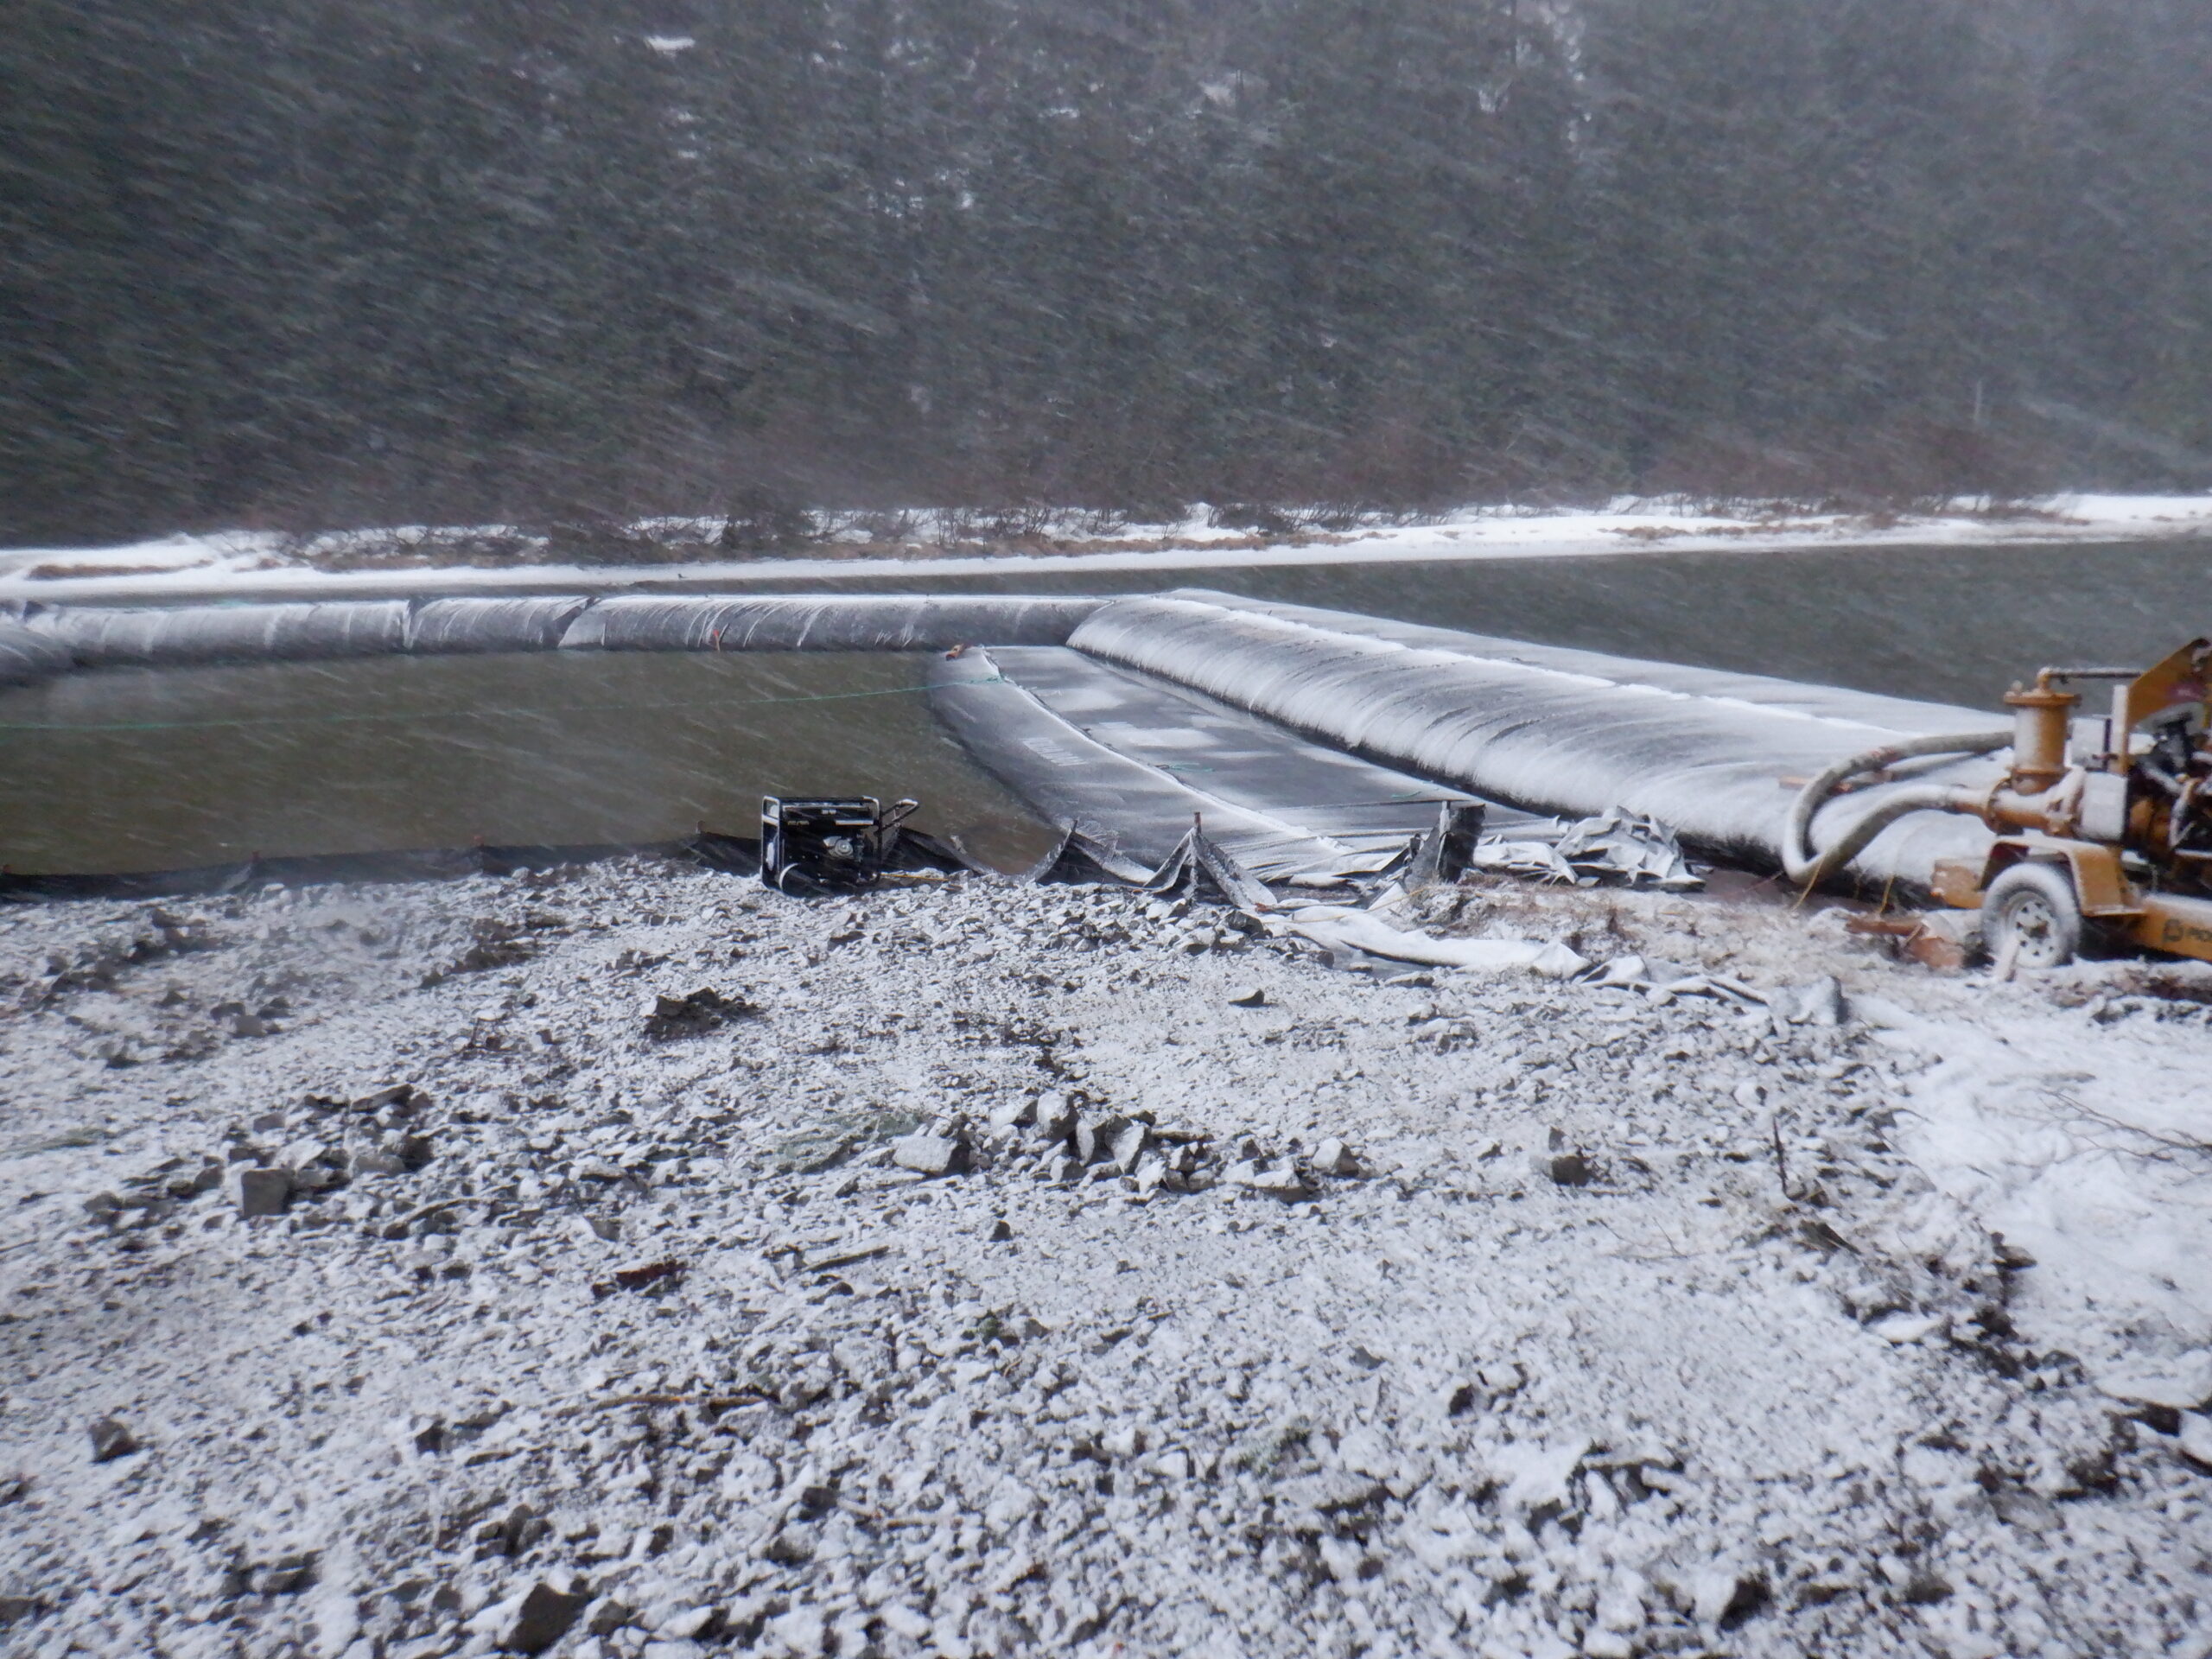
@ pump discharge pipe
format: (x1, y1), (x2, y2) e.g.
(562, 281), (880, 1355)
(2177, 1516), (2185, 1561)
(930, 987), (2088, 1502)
(1786, 647), (2212, 969)
(1782, 660), (2169, 887)
(1782, 729), (2012, 887)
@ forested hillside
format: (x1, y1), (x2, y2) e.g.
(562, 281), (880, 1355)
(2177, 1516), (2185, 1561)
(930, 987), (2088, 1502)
(6, 0), (2210, 543)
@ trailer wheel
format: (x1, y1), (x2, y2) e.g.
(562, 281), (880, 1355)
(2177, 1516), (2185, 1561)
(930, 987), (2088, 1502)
(1983, 861), (2083, 969)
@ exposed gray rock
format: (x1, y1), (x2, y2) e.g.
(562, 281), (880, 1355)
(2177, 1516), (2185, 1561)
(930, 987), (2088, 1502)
(2178, 1413), (2212, 1471)
(500, 1581), (589, 1653)
(1310, 1137), (1358, 1176)
(86, 1418), (137, 1463)
(1274, 1469), (1386, 1515)
(1032, 1090), (1076, 1141)
(584, 1596), (634, 1635)
(1535, 1128), (1591, 1186)
(1076, 1113), (1131, 1166)
(890, 1133), (963, 1176)
(1109, 1121), (1149, 1174)
(230, 1164), (292, 1217)
(1225, 1158), (1307, 1198)
(247, 1552), (316, 1594)
(1688, 1566), (1766, 1625)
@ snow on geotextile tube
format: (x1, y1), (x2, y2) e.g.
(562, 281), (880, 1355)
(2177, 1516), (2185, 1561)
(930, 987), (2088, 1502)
(28, 600), (414, 667)
(555, 594), (1103, 652)
(403, 595), (594, 652)
(15, 593), (1103, 671)
(0, 618), (72, 687)
(1071, 590), (2008, 889)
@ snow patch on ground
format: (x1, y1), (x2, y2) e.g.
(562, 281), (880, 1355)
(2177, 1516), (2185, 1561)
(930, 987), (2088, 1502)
(1872, 994), (2212, 1360)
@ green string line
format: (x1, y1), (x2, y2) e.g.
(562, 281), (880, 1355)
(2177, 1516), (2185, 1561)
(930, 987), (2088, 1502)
(0, 675), (1007, 736)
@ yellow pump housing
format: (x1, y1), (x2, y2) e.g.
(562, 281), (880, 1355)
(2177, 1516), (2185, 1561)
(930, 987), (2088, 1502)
(1929, 640), (2212, 967)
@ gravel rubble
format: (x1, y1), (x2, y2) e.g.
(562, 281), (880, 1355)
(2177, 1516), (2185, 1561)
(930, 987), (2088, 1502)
(3, 861), (2209, 1658)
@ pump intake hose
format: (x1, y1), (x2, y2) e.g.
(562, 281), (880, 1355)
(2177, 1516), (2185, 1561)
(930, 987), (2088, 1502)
(1783, 730), (2012, 887)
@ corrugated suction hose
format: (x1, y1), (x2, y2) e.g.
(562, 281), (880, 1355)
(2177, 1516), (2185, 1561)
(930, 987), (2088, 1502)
(1783, 730), (2012, 887)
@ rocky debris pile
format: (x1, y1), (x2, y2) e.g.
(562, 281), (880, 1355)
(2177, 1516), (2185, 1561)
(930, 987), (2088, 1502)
(827, 1090), (1369, 1207)
(0, 859), (2207, 1659)
(15, 906), (208, 1008)
(77, 1078), (443, 1233)
(643, 987), (758, 1041)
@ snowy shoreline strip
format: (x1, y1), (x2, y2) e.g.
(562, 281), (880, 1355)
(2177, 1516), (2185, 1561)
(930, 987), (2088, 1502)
(7, 493), (2211, 603)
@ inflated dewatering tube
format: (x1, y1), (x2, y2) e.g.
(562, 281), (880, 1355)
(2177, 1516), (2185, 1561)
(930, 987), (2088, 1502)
(559, 594), (1101, 652)
(1069, 589), (2011, 889)
(7, 594), (1106, 679)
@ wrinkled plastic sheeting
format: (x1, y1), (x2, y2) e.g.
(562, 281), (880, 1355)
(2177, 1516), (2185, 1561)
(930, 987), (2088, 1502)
(557, 594), (1103, 653)
(0, 618), (72, 687)
(928, 648), (1421, 885)
(29, 601), (412, 667)
(1469, 810), (1701, 890)
(1556, 810), (1700, 889)
(1271, 906), (1588, 976)
(1141, 824), (1280, 912)
(1071, 591), (2006, 889)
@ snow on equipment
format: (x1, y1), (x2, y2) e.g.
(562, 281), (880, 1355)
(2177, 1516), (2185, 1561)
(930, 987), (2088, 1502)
(1788, 641), (2212, 968)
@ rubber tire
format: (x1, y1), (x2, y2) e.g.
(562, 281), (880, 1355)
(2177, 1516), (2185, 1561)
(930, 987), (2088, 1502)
(1983, 861), (2084, 969)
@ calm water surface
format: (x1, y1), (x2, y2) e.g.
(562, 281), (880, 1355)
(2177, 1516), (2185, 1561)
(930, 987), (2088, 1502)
(0, 652), (1051, 875)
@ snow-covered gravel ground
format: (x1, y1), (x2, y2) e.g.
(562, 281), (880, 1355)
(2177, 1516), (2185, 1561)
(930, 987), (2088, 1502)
(3, 863), (2209, 1659)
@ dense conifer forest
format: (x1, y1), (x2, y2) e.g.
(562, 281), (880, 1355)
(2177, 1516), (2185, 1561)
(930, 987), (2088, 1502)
(6, 0), (2210, 543)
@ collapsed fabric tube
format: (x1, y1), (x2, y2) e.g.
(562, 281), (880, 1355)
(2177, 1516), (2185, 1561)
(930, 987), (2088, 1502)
(928, 647), (1427, 884)
(1070, 590), (2011, 889)
(972, 644), (1509, 866)
(1270, 905), (1588, 976)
